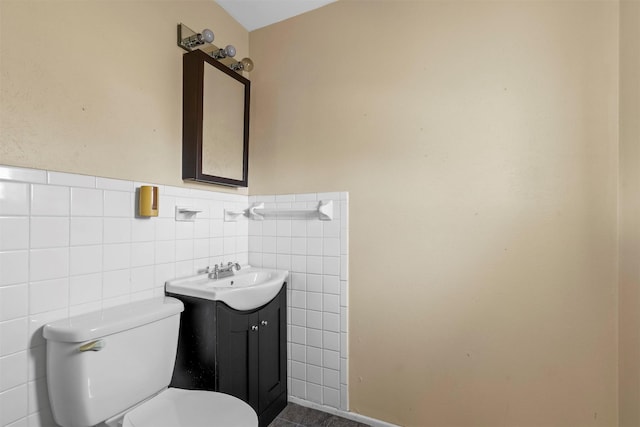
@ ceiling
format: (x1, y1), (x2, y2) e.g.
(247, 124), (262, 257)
(215, 0), (337, 31)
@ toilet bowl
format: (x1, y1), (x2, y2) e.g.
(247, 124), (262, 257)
(119, 388), (257, 427)
(43, 297), (258, 427)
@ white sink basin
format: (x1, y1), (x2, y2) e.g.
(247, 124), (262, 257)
(165, 266), (288, 311)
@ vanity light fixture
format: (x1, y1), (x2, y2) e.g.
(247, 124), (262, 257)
(211, 45), (237, 59)
(230, 57), (254, 72)
(177, 23), (255, 74)
(180, 28), (214, 49)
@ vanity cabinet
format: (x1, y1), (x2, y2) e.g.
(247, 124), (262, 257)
(168, 285), (287, 427)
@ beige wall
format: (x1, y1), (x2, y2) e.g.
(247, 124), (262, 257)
(618, 1), (640, 425)
(0, 0), (248, 193)
(249, 1), (619, 426)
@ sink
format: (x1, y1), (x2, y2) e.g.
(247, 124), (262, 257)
(165, 266), (288, 311)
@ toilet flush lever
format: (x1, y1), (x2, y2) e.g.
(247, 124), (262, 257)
(79, 340), (106, 352)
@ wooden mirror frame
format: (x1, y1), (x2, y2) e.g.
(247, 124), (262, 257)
(182, 49), (250, 187)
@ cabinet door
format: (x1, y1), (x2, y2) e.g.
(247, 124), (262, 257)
(216, 304), (259, 410)
(257, 288), (287, 413)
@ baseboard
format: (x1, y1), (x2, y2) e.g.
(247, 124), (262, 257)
(288, 396), (402, 427)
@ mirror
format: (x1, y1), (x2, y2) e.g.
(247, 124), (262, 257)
(182, 49), (250, 187)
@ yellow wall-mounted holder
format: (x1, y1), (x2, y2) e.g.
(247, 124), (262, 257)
(139, 186), (159, 217)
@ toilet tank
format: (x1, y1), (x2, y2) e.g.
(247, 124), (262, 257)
(43, 297), (184, 427)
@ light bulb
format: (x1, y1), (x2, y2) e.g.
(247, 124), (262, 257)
(212, 45), (237, 59)
(200, 29), (214, 43)
(225, 45), (237, 58)
(240, 57), (254, 72)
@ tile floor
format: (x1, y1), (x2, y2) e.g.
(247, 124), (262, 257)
(268, 403), (370, 427)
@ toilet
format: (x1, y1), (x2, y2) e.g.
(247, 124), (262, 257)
(43, 297), (258, 427)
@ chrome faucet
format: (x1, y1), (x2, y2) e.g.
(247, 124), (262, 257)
(208, 262), (241, 279)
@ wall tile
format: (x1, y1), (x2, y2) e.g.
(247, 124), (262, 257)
(103, 218), (131, 244)
(132, 218), (155, 242)
(307, 365), (322, 385)
(104, 191), (132, 217)
(291, 308), (306, 327)
(27, 376), (50, 414)
(323, 331), (340, 351)
(307, 310), (322, 330)
(156, 218), (175, 241)
(323, 276), (340, 295)
(70, 217), (103, 246)
(29, 279), (69, 314)
(307, 383), (322, 404)
(155, 240), (175, 264)
(0, 285), (28, 321)
(323, 238), (341, 257)
(307, 346), (322, 366)
(307, 221), (322, 238)
(131, 242), (154, 267)
(1, 168), (351, 416)
(0, 166), (46, 184)
(103, 243), (130, 271)
(323, 350), (340, 370)
(323, 257), (340, 276)
(307, 256), (322, 274)
(48, 172), (95, 188)
(307, 238), (322, 256)
(29, 248), (68, 282)
(28, 345), (45, 382)
(70, 245), (102, 276)
(307, 292), (322, 311)
(323, 313), (340, 333)
(176, 222), (194, 240)
(323, 368), (340, 390)
(291, 343), (306, 363)
(130, 266), (154, 292)
(31, 185), (69, 216)
(103, 269), (130, 299)
(0, 218), (29, 251)
(176, 240), (194, 262)
(71, 188), (104, 217)
(323, 386), (340, 408)
(307, 328), (322, 349)
(0, 182), (30, 216)
(96, 177), (133, 192)
(30, 217), (69, 249)
(69, 273), (102, 306)
(250, 192), (350, 411)
(0, 251), (28, 286)
(291, 326), (306, 345)
(0, 384), (28, 426)
(0, 351), (27, 393)
(0, 318), (28, 356)
(291, 361), (306, 381)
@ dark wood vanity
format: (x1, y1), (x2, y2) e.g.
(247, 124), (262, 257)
(168, 285), (287, 427)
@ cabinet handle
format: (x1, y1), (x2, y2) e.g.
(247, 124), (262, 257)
(251, 325), (259, 331)
(261, 320), (268, 326)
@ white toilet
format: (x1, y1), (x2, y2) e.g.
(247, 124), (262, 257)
(43, 297), (258, 427)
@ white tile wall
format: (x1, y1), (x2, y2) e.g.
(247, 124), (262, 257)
(0, 164), (350, 426)
(0, 165), (249, 427)
(248, 192), (349, 412)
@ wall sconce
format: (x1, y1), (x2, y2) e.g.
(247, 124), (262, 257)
(177, 23), (254, 74)
(180, 28), (214, 50)
(212, 45), (236, 59)
(230, 58), (254, 72)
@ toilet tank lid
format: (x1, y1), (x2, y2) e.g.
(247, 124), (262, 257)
(43, 297), (184, 343)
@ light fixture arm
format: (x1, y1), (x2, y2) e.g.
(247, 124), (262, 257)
(177, 23), (254, 74)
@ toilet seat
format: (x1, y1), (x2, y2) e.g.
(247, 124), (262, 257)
(121, 388), (258, 427)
